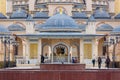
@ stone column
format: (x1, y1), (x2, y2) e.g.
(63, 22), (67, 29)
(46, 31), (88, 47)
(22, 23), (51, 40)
(108, 0), (115, 13)
(6, 0), (13, 15)
(29, 0), (36, 11)
(70, 46), (72, 62)
(48, 46), (51, 59)
(26, 39), (30, 60)
(86, 0), (92, 12)
(51, 47), (53, 63)
(22, 41), (26, 58)
(68, 47), (70, 63)
(80, 39), (84, 63)
(92, 39), (98, 59)
(38, 39), (42, 64)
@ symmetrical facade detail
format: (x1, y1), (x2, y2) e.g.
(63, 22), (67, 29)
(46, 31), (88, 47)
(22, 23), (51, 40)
(0, 0), (120, 66)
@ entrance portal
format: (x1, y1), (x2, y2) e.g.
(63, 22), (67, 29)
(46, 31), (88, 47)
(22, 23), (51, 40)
(56, 47), (65, 55)
(53, 44), (68, 62)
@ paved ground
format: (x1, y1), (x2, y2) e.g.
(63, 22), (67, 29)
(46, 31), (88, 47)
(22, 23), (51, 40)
(2, 63), (119, 70)
(5, 64), (117, 70)
(6, 66), (40, 69)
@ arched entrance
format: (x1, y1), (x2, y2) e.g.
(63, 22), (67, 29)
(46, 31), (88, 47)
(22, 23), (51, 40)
(53, 44), (68, 63)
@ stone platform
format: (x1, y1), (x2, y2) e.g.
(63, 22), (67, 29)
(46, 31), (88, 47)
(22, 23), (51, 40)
(40, 64), (85, 70)
(0, 64), (120, 80)
(0, 68), (120, 80)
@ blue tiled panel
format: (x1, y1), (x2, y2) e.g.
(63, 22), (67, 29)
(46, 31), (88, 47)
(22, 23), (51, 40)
(36, 4), (46, 8)
(96, 24), (113, 31)
(0, 13), (7, 19)
(10, 9), (28, 19)
(17, 32), (104, 38)
(33, 12), (49, 19)
(93, 8), (111, 19)
(41, 14), (79, 29)
(0, 25), (9, 33)
(26, 15), (33, 21)
(72, 12), (88, 19)
(78, 24), (86, 30)
(114, 13), (120, 19)
(88, 15), (96, 22)
(112, 26), (120, 33)
(8, 24), (25, 31)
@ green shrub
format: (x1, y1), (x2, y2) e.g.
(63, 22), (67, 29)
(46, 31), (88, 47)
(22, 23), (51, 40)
(0, 61), (4, 68)
(0, 61), (16, 69)
(110, 61), (120, 68)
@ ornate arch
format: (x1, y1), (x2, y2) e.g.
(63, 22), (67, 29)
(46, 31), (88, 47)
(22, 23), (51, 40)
(42, 42), (51, 48)
(53, 42), (69, 49)
(96, 22), (106, 28)
(13, 21), (26, 28)
(53, 42), (69, 55)
(53, 6), (68, 15)
(36, 21), (45, 24)
(42, 42), (51, 55)
(77, 21), (85, 24)
(70, 42), (79, 47)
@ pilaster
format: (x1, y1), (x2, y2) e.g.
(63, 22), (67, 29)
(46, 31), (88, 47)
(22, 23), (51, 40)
(86, 0), (92, 11)
(29, 0), (36, 11)
(6, 0), (13, 15)
(38, 39), (42, 63)
(26, 39), (30, 60)
(80, 39), (84, 63)
(92, 39), (98, 59)
(22, 40), (26, 58)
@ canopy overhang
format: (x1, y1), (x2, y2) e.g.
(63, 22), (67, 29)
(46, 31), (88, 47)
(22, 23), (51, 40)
(17, 32), (105, 39)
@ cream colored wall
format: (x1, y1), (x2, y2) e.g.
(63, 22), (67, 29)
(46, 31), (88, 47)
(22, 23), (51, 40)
(92, 39), (98, 59)
(86, 0), (92, 11)
(80, 39), (84, 63)
(48, 4), (73, 16)
(115, 43), (120, 61)
(29, 0), (36, 11)
(0, 0), (6, 15)
(26, 21), (34, 34)
(115, 0), (120, 14)
(71, 45), (78, 57)
(86, 22), (96, 34)
(43, 46), (49, 56)
(108, 0), (115, 13)
(6, 0), (13, 14)
(17, 38), (23, 56)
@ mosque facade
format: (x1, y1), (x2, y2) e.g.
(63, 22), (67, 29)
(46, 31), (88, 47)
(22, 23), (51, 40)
(0, 0), (120, 66)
